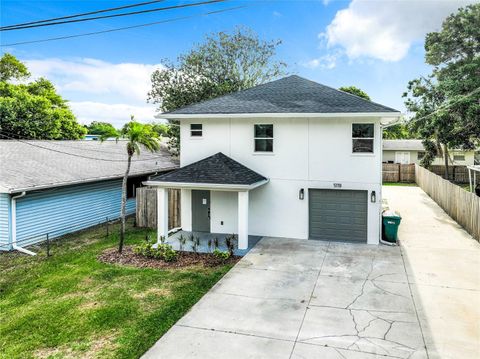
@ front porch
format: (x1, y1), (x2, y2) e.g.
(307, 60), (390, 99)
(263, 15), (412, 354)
(144, 153), (269, 250)
(166, 230), (262, 256)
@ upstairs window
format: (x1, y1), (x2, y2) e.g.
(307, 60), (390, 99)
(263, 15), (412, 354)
(352, 123), (374, 153)
(254, 124), (273, 152)
(453, 154), (465, 161)
(190, 124), (202, 137)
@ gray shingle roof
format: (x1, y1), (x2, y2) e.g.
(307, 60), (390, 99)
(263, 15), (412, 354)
(152, 152), (267, 185)
(0, 140), (178, 193)
(166, 75), (399, 115)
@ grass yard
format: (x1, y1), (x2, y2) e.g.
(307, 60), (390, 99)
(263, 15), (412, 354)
(0, 220), (234, 359)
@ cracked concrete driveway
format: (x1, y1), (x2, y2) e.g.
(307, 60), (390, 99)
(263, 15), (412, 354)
(142, 186), (479, 359)
(143, 238), (426, 359)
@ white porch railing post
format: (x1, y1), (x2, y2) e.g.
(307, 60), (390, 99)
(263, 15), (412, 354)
(238, 190), (249, 250)
(157, 188), (169, 243)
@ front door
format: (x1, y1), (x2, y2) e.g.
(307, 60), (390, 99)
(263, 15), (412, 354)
(395, 151), (411, 164)
(192, 190), (210, 232)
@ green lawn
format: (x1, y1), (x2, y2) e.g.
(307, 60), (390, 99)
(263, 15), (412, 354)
(0, 220), (234, 359)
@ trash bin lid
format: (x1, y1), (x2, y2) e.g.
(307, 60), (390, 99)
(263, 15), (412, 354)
(382, 209), (401, 218)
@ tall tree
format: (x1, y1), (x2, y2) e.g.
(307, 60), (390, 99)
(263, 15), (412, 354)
(148, 27), (287, 155)
(404, 4), (480, 176)
(101, 118), (160, 253)
(86, 121), (117, 136)
(0, 54), (86, 140)
(339, 86), (370, 100)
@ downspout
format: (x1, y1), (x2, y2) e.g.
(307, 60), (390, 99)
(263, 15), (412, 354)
(11, 191), (36, 256)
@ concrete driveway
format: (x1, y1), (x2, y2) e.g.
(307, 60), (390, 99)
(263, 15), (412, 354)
(384, 185), (480, 359)
(143, 239), (427, 358)
(143, 185), (479, 359)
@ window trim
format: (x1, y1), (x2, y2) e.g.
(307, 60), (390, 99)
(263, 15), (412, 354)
(253, 124), (274, 153)
(351, 123), (375, 154)
(190, 123), (203, 138)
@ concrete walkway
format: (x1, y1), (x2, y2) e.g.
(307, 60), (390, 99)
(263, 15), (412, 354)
(383, 186), (480, 359)
(142, 186), (479, 359)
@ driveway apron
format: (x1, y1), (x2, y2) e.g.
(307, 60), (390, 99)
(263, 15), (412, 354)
(143, 234), (429, 358)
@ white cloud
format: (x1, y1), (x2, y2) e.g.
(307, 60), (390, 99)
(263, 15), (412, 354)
(324, 0), (476, 62)
(69, 102), (157, 127)
(26, 58), (163, 103)
(304, 50), (342, 69)
(22, 57), (164, 126)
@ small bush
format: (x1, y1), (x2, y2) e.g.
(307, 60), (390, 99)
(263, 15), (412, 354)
(134, 241), (178, 262)
(212, 248), (230, 261)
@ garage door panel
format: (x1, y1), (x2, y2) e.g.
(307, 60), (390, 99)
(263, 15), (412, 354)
(309, 189), (367, 242)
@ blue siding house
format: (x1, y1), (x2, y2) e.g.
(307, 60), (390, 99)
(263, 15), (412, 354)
(0, 140), (177, 253)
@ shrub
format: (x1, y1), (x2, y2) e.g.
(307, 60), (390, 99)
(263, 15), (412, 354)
(212, 248), (230, 261)
(134, 241), (178, 262)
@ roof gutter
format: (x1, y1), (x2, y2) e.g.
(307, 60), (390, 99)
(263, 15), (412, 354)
(143, 178), (270, 191)
(161, 112), (402, 120)
(11, 191), (36, 256)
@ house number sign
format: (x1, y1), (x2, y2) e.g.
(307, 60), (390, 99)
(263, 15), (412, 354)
(333, 183), (342, 188)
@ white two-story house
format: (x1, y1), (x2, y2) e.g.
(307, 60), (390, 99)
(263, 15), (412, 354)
(146, 76), (400, 248)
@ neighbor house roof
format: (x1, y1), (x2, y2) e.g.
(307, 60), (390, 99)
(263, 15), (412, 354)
(150, 152), (267, 186)
(383, 140), (425, 151)
(164, 75), (399, 117)
(0, 140), (178, 193)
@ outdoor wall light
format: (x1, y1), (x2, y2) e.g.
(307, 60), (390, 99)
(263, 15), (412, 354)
(299, 188), (305, 200)
(371, 190), (376, 203)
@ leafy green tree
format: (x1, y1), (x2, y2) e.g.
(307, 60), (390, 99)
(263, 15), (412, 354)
(86, 121), (117, 136)
(151, 122), (169, 137)
(0, 54), (86, 140)
(382, 122), (415, 139)
(101, 118), (160, 253)
(148, 27), (287, 155)
(339, 86), (370, 100)
(0, 53), (30, 82)
(403, 4), (480, 177)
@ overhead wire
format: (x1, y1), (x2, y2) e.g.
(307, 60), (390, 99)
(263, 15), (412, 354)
(1, 5), (247, 46)
(0, 0), (226, 31)
(0, 0), (167, 30)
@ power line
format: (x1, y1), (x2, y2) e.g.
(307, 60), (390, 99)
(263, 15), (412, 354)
(1, 0), (226, 31)
(1, 6), (246, 46)
(0, 132), (174, 162)
(0, 0), (167, 30)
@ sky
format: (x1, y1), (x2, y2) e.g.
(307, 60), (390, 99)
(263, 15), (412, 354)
(0, 0), (475, 128)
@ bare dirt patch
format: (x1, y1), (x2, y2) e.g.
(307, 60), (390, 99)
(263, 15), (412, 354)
(98, 246), (240, 269)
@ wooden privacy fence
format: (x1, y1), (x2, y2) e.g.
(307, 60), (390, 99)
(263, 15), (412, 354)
(382, 163), (416, 183)
(415, 164), (480, 241)
(429, 165), (474, 184)
(136, 188), (181, 229)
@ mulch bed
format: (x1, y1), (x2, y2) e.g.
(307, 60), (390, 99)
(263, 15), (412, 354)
(98, 246), (240, 269)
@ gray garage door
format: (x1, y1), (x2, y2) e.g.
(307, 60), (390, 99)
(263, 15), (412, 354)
(309, 189), (367, 242)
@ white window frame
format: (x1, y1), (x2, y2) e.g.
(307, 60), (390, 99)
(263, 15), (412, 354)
(190, 123), (203, 137)
(352, 123), (375, 154)
(254, 124), (274, 153)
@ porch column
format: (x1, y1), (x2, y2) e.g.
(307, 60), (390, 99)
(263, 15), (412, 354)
(157, 188), (169, 243)
(238, 190), (249, 250)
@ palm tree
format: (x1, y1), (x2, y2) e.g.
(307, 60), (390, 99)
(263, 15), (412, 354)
(101, 117), (160, 253)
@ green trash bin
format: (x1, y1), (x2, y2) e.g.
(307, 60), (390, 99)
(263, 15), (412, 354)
(382, 211), (402, 243)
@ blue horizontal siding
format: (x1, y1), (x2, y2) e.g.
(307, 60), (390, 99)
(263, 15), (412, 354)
(16, 179), (135, 246)
(0, 193), (10, 250)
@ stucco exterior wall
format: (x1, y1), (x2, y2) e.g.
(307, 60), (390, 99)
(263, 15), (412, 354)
(180, 117), (383, 244)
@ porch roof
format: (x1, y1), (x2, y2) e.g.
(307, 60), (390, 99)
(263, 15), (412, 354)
(144, 152), (268, 190)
